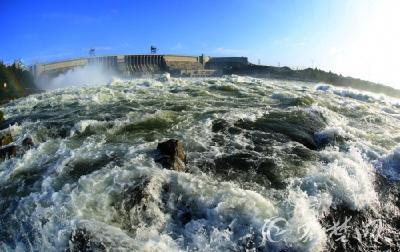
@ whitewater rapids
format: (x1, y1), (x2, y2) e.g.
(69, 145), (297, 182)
(0, 76), (399, 251)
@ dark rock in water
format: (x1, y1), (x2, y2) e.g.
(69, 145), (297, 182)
(257, 158), (286, 189)
(210, 147), (311, 189)
(0, 135), (36, 161)
(0, 110), (3, 121)
(227, 126), (242, 135)
(0, 115), (30, 131)
(236, 110), (327, 150)
(43, 121), (74, 139)
(314, 130), (350, 150)
(213, 153), (281, 188)
(22, 137), (34, 147)
(0, 145), (18, 160)
(215, 153), (256, 172)
(180, 211), (192, 225)
(156, 139), (186, 171)
(0, 133), (13, 146)
(109, 176), (168, 234)
(212, 118), (242, 135)
(157, 139), (186, 162)
(0, 135), (34, 161)
(290, 145), (318, 161)
(212, 118), (229, 133)
(67, 228), (106, 252)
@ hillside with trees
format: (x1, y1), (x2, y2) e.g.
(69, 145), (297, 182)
(0, 61), (39, 104)
(228, 64), (400, 98)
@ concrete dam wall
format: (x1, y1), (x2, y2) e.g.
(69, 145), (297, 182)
(30, 54), (248, 80)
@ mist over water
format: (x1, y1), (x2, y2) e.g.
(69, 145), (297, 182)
(0, 76), (399, 251)
(38, 64), (116, 90)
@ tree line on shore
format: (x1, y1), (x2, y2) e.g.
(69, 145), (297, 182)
(228, 64), (400, 98)
(0, 61), (38, 104)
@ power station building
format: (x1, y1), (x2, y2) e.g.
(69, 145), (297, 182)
(30, 54), (248, 80)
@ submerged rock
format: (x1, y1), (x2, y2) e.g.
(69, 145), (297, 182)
(0, 135), (34, 160)
(236, 109), (327, 150)
(155, 139), (186, 171)
(22, 137), (34, 147)
(67, 228), (106, 252)
(0, 145), (18, 160)
(0, 110), (3, 121)
(111, 175), (168, 234)
(0, 133), (13, 146)
(0, 133), (16, 160)
(0, 115), (30, 131)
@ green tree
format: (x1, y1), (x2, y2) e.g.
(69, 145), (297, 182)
(0, 61), (38, 103)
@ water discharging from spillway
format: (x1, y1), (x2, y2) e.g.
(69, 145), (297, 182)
(0, 76), (399, 251)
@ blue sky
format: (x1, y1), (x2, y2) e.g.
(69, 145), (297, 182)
(1, 0), (399, 87)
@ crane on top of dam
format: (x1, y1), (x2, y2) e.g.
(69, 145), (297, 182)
(89, 48), (96, 57)
(150, 46), (158, 54)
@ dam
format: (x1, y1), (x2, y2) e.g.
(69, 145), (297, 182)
(30, 54), (249, 80)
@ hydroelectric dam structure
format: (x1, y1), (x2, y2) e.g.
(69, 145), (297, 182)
(30, 54), (249, 80)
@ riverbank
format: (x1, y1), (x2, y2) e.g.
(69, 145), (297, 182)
(0, 62), (39, 104)
(227, 64), (400, 99)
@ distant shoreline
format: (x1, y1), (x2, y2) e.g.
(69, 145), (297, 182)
(227, 64), (400, 99)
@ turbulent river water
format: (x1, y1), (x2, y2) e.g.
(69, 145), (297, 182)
(0, 75), (400, 251)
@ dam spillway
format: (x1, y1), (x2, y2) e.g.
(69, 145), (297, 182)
(30, 54), (249, 80)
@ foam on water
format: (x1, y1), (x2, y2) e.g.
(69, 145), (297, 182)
(377, 146), (400, 180)
(302, 146), (378, 210)
(0, 76), (399, 251)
